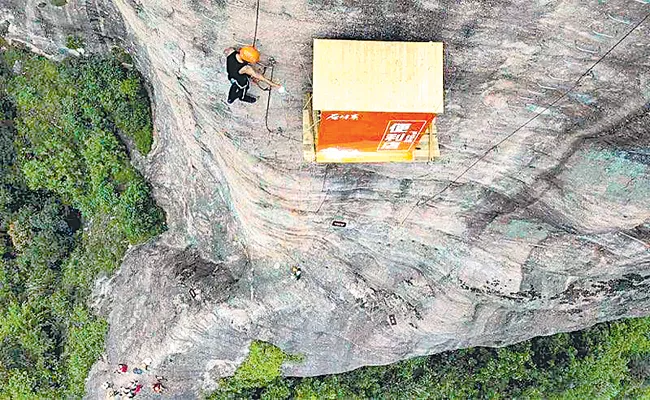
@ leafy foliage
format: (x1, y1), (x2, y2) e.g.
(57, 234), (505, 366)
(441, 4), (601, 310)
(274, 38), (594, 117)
(209, 319), (650, 399)
(2, 47), (162, 236)
(110, 47), (135, 65)
(0, 47), (164, 397)
(208, 341), (302, 399)
(65, 35), (85, 50)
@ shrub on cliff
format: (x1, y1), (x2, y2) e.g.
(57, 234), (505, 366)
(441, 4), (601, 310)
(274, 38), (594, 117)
(208, 341), (302, 399)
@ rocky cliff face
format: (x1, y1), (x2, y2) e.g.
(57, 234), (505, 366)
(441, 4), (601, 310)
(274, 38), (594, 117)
(2, 0), (650, 397)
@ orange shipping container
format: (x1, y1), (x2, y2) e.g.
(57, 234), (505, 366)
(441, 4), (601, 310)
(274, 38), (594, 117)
(305, 39), (444, 163)
(317, 112), (436, 163)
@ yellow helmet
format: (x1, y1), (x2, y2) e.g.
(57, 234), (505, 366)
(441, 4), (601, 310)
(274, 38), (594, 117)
(239, 46), (260, 63)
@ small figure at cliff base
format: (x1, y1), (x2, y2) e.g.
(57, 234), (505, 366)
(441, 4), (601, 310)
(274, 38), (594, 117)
(153, 380), (165, 393)
(114, 363), (128, 374)
(225, 46), (281, 104)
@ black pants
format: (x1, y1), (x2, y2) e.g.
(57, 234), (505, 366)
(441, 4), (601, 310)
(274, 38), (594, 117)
(228, 78), (256, 104)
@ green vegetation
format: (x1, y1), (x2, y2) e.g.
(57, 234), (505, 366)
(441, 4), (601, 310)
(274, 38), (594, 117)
(0, 47), (164, 397)
(65, 35), (85, 50)
(2, 41), (649, 400)
(50, 0), (67, 6)
(209, 319), (650, 399)
(110, 47), (135, 66)
(208, 341), (302, 398)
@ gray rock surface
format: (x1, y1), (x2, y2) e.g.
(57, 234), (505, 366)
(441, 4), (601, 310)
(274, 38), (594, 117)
(2, 0), (650, 398)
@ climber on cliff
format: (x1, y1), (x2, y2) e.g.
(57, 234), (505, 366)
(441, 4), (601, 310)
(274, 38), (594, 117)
(225, 46), (281, 104)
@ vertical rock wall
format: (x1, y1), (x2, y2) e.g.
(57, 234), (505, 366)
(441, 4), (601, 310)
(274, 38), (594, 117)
(2, 0), (649, 397)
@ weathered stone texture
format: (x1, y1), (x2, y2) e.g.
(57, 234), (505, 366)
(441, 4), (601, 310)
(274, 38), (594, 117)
(2, 0), (649, 398)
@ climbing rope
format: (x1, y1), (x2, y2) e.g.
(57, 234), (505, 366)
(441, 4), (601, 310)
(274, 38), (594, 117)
(248, 0), (294, 138)
(265, 63), (275, 133)
(253, 0), (261, 47)
(250, 0), (274, 133)
(262, 67), (300, 142)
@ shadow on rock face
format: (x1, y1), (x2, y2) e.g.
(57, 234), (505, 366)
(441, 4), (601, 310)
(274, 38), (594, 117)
(310, 0), (448, 42)
(171, 249), (237, 305)
(307, 0), (510, 112)
(592, 106), (650, 154)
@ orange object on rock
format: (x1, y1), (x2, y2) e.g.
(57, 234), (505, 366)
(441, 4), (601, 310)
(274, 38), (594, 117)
(239, 46), (260, 63)
(305, 39), (444, 164)
(317, 112), (436, 163)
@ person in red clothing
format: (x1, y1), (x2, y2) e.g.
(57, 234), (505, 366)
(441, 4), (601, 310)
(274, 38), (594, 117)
(152, 381), (164, 393)
(115, 363), (128, 373)
(128, 383), (143, 398)
(153, 376), (167, 393)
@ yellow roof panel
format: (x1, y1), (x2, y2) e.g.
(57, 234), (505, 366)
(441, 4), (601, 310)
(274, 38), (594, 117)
(312, 39), (444, 113)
